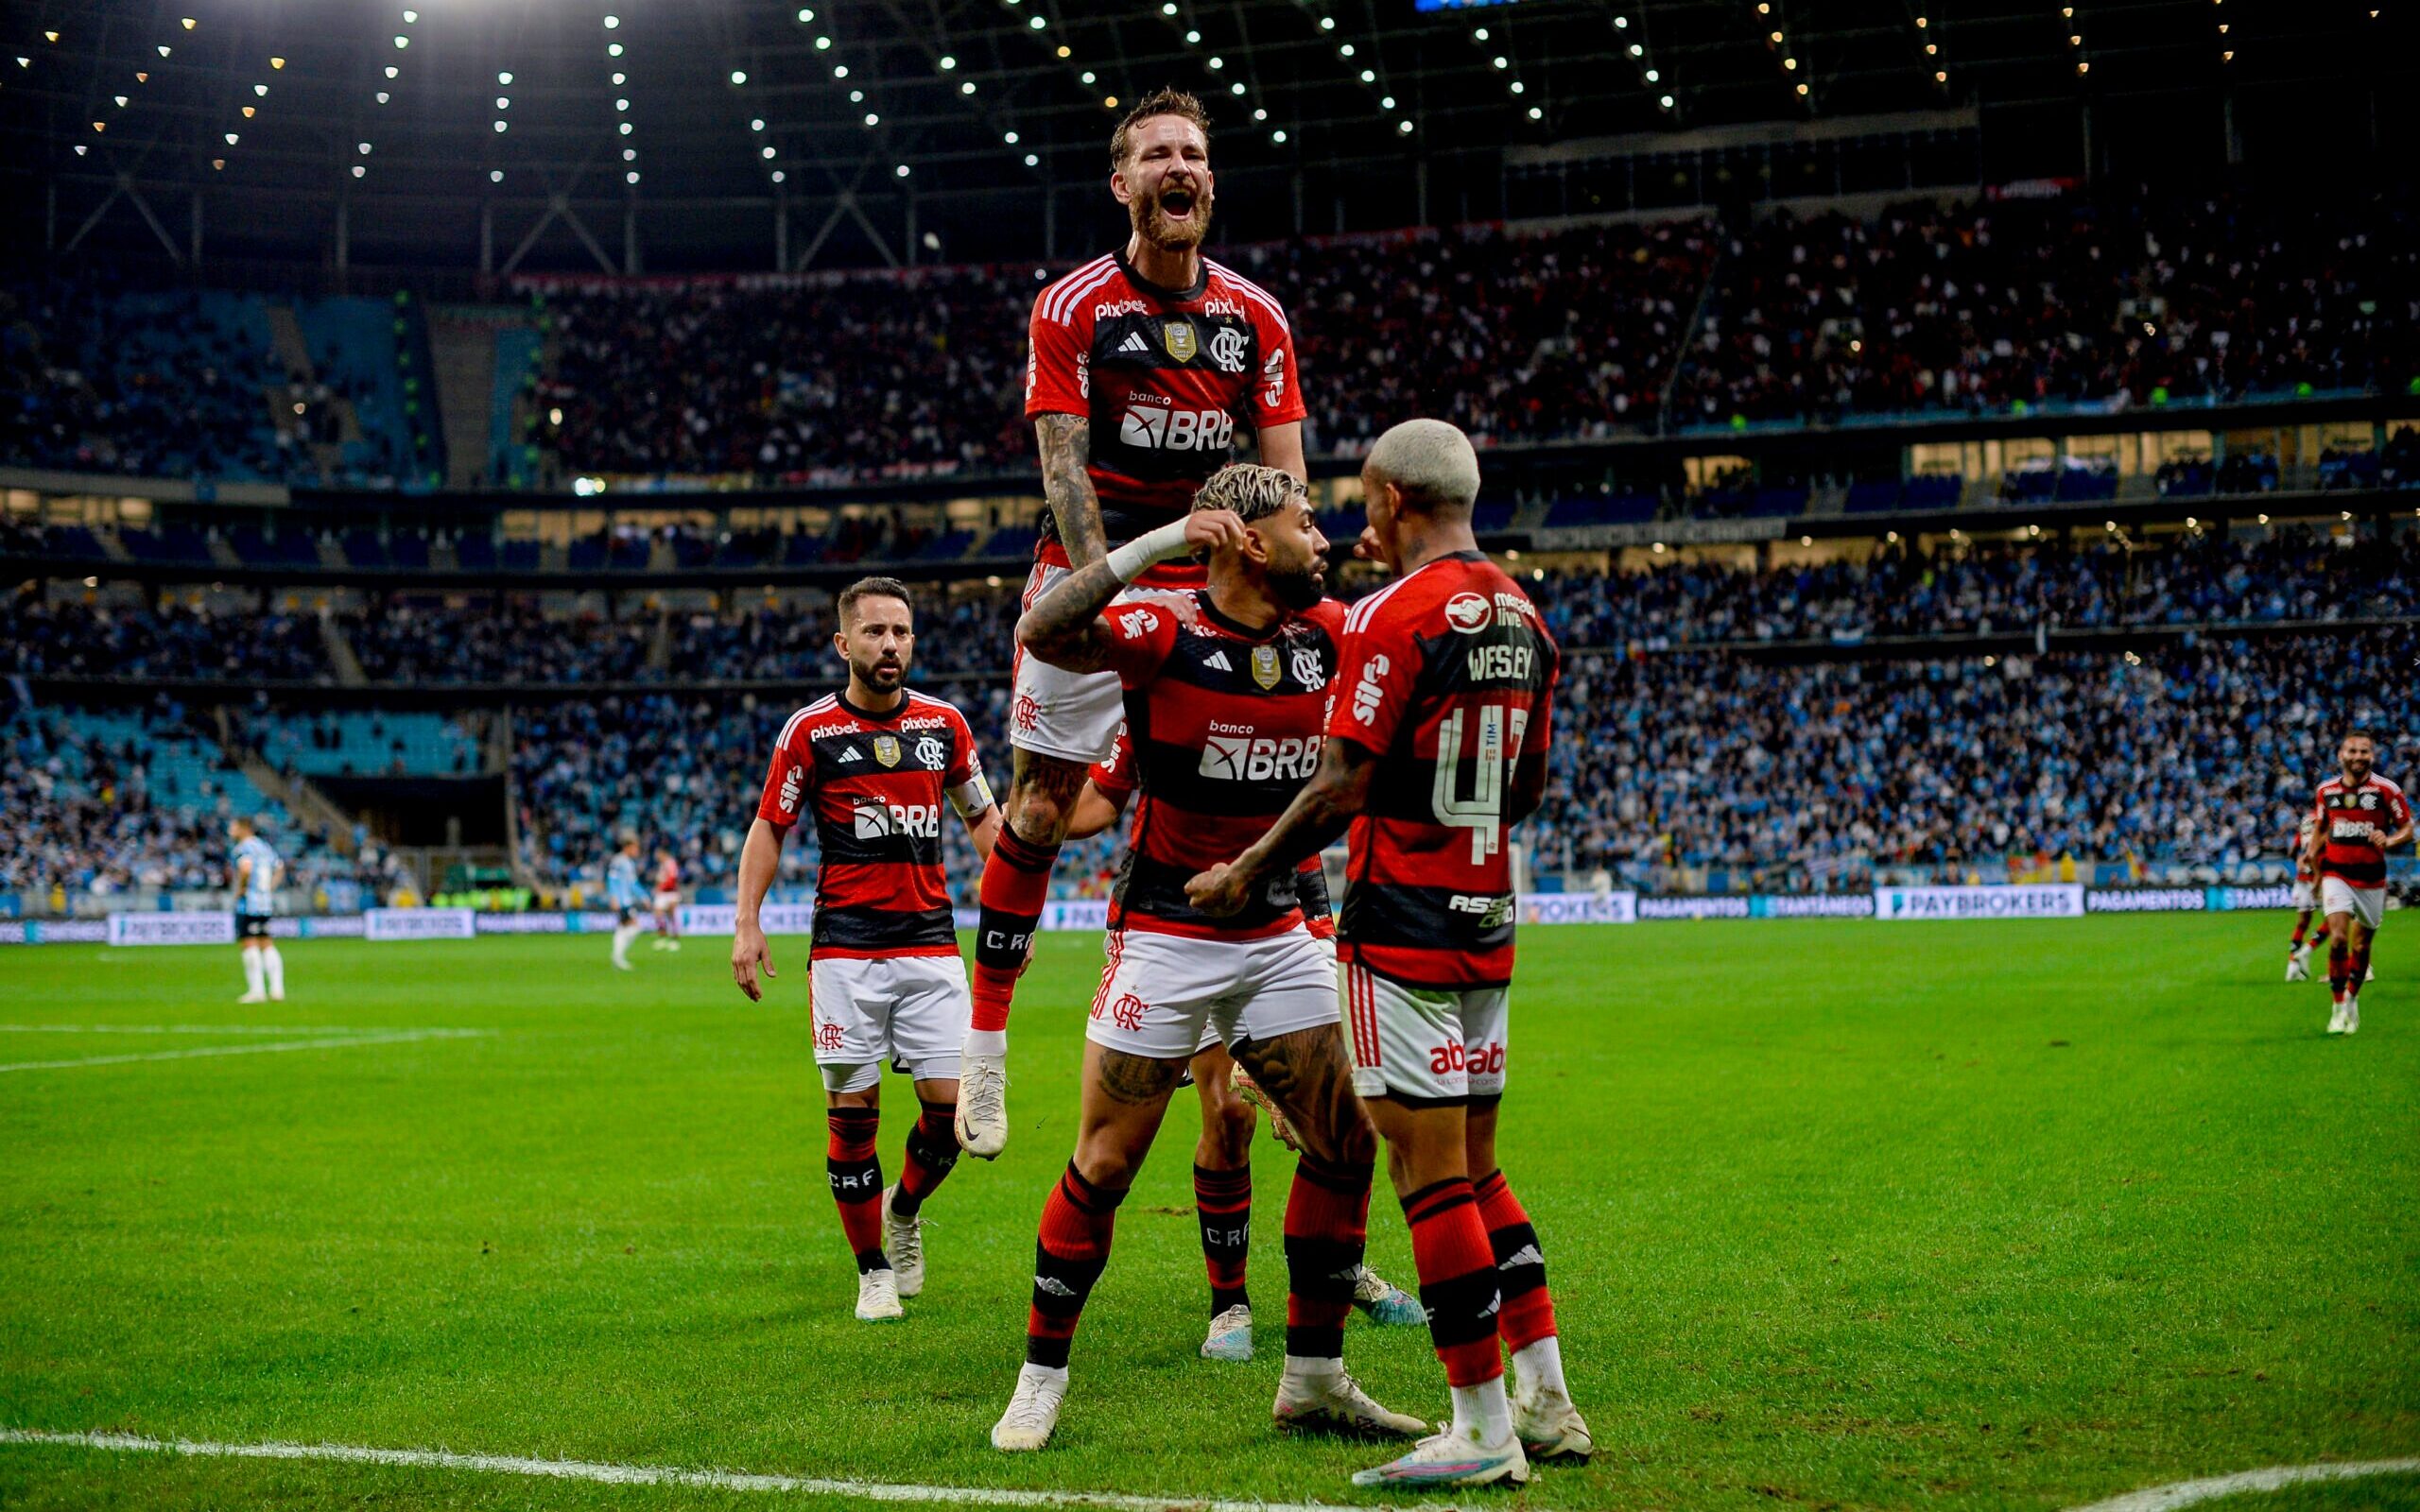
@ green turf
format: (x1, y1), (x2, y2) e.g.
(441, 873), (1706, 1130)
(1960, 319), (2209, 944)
(0, 918), (2414, 1511)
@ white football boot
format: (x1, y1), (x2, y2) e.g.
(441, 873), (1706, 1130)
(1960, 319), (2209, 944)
(855, 1266), (904, 1323)
(1201, 1302), (1253, 1361)
(1512, 1383), (1596, 1463)
(882, 1185), (925, 1298)
(236, 990), (268, 1005)
(2286, 954), (2309, 983)
(1351, 1264), (1426, 1326)
(2326, 1003), (2349, 1035)
(956, 1043), (1009, 1159)
(1272, 1367), (1425, 1437)
(1351, 1422), (1530, 1489)
(991, 1364), (1067, 1451)
(2342, 998), (2360, 1035)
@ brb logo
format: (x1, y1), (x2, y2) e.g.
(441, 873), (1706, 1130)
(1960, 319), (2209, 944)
(1119, 403), (1236, 452)
(1350, 653), (1391, 725)
(854, 802), (941, 840)
(1428, 1040), (1507, 1077)
(1199, 731), (1321, 782)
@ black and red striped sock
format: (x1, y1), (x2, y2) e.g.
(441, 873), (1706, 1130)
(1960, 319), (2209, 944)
(1284, 1153), (1373, 1361)
(972, 830), (1061, 1032)
(2349, 945), (2371, 993)
(1474, 1168), (1557, 1354)
(2330, 941), (2351, 1002)
(2290, 919), (2309, 949)
(826, 1107), (887, 1273)
(891, 1098), (959, 1219)
(1026, 1161), (1127, 1368)
(1401, 1176), (1504, 1387)
(1194, 1163), (1253, 1317)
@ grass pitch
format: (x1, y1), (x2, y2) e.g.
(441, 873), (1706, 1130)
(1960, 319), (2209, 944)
(0, 918), (2414, 1511)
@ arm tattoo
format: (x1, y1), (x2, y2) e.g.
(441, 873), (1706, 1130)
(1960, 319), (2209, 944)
(1236, 1027), (1374, 1167)
(1227, 742), (1374, 889)
(1097, 1048), (1185, 1107)
(1015, 558), (1129, 675)
(1037, 414), (1107, 568)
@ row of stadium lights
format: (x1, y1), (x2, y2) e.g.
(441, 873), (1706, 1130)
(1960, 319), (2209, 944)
(753, 6), (916, 183)
(998, 0), (1148, 153)
(1155, 3), (1286, 141)
(1466, 23), (1543, 125)
(1755, 2), (1812, 101)
(1304, 8), (1404, 138)
(606, 15), (640, 185)
(1612, 10), (1675, 112)
(2064, 5), (2090, 77)
(352, 7), (414, 180)
(1914, 11), (1947, 91)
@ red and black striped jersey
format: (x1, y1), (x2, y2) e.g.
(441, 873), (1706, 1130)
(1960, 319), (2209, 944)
(2313, 772), (2410, 889)
(655, 856), (680, 891)
(1090, 724), (1335, 938)
(1326, 552), (1561, 989)
(1091, 591), (1343, 938)
(754, 689), (993, 957)
(1025, 251), (1305, 586)
(2292, 813), (2319, 883)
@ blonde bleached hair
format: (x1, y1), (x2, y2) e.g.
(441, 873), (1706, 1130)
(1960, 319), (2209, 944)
(1191, 463), (1305, 525)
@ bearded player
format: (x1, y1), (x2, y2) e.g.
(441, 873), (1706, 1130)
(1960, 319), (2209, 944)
(2305, 729), (2410, 1036)
(1066, 729), (1426, 1359)
(989, 466), (1417, 1452)
(733, 576), (1004, 1322)
(1189, 421), (1587, 1489)
(958, 87), (1306, 1159)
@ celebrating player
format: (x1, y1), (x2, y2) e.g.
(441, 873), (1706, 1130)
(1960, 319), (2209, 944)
(650, 848), (683, 952)
(229, 816), (285, 1004)
(1187, 421), (1585, 1489)
(2285, 813), (2320, 981)
(606, 833), (646, 971)
(959, 86), (1306, 1159)
(2304, 730), (2410, 1035)
(732, 576), (1002, 1323)
(1065, 730), (1426, 1358)
(989, 465), (1418, 1452)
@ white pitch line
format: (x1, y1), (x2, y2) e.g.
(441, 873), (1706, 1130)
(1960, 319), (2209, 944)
(2064, 1458), (2420, 1512)
(0, 1427), (1485, 1512)
(0, 1028), (491, 1074)
(0, 1024), (389, 1036)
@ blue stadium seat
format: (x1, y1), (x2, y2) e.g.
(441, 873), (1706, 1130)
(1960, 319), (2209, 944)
(1845, 480), (1903, 513)
(1902, 474), (1963, 509)
(456, 535), (498, 571)
(2054, 470), (2118, 503)
(389, 533), (431, 570)
(983, 525), (1039, 560)
(1543, 494), (1657, 529)
(566, 539), (608, 573)
(783, 533), (826, 566)
(501, 541), (541, 573)
(1750, 487), (1809, 518)
(342, 531), (389, 569)
(1471, 501), (1515, 535)
(912, 530), (977, 561)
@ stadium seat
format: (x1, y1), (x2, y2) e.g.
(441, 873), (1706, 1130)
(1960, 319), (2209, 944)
(1845, 480), (1903, 513)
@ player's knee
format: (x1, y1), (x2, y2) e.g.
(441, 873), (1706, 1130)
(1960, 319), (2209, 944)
(1203, 1095), (1256, 1164)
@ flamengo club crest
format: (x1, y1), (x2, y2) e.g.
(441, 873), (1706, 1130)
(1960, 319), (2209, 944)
(1163, 320), (1198, 363)
(1252, 644), (1282, 690)
(873, 734), (902, 767)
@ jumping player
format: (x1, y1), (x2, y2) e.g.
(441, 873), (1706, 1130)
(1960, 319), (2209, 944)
(989, 466), (1416, 1452)
(229, 816), (285, 1004)
(2305, 729), (2410, 1035)
(959, 87), (1307, 1159)
(733, 576), (1002, 1322)
(606, 833), (645, 971)
(1188, 420), (1587, 1489)
(1068, 730), (1425, 1358)
(651, 848), (683, 952)
(2286, 812), (2320, 981)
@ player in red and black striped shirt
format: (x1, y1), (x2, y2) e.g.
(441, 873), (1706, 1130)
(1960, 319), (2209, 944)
(1190, 421), (1582, 1490)
(986, 464), (1421, 1453)
(2302, 729), (2411, 1034)
(731, 576), (1002, 1325)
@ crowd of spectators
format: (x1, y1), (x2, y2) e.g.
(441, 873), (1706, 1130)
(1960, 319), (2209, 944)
(342, 601), (656, 685)
(4, 597), (328, 682)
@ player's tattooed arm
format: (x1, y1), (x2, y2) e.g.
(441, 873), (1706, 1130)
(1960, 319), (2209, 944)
(1185, 738), (1376, 917)
(1015, 558), (1130, 674)
(1037, 414), (1107, 568)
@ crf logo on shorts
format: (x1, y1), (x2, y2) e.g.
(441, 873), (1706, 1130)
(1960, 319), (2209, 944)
(1428, 1040), (1506, 1076)
(1105, 993), (1147, 1031)
(814, 1020), (845, 1051)
(1118, 404), (1236, 452)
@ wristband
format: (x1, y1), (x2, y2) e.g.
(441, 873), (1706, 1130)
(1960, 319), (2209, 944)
(1106, 520), (1195, 584)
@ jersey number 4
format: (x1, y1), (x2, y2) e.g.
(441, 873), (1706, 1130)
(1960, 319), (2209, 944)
(1432, 702), (1530, 863)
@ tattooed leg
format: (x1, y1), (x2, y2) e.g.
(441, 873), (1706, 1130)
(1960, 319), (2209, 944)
(1071, 1040), (1187, 1190)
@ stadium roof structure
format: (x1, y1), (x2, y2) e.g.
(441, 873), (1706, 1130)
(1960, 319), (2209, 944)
(2, 0), (2411, 276)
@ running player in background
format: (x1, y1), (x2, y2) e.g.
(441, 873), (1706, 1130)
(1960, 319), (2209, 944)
(229, 816), (285, 1004)
(959, 86), (1306, 1159)
(1068, 730), (1424, 1358)
(650, 848), (683, 953)
(2305, 730), (2410, 1036)
(2286, 812), (2320, 981)
(732, 576), (1002, 1323)
(989, 467), (1415, 1452)
(1188, 420), (1586, 1489)
(606, 833), (646, 971)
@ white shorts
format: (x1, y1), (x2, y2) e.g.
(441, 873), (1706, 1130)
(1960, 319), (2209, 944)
(808, 953), (972, 1091)
(2291, 879), (2319, 913)
(2321, 876), (2385, 931)
(651, 890), (679, 911)
(1087, 926), (1340, 1061)
(1340, 956), (1509, 1106)
(1010, 561), (1180, 763)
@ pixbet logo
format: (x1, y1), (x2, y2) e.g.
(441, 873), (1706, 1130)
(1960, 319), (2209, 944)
(1118, 404), (1236, 452)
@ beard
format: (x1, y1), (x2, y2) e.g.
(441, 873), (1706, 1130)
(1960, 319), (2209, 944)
(853, 652), (908, 692)
(1132, 178), (1213, 252)
(1270, 561), (1325, 611)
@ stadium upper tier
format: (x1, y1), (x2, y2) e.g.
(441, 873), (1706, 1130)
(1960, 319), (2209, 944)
(8, 193), (2419, 496)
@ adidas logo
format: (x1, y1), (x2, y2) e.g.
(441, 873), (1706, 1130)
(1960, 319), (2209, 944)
(1203, 650), (1232, 671)
(838, 747), (863, 762)
(1116, 331), (1150, 353)
(1499, 1245), (1544, 1272)
(1034, 1275), (1078, 1298)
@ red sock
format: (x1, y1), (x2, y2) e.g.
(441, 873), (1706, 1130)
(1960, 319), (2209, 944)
(1284, 1154), (1372, 1361)
(826, 1108), (886, 1273)
(891, 1099), (959, 1218)
(1026, 1162), (1126, 1367)
(971, 831), (1062, 1032)
(2290, 920), (2308, 949)
(1194, 1163), (1253, 1317)
(2349, 946), (2371, 992)
(1474, 1168), (1557, 1353)
(1401, 1177), (1503, 1387)
(2330, 941), (2351, 1002)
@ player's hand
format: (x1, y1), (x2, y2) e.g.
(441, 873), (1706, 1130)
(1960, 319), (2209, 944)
(1184, 508), (1249, 557)
(732, 921), (774, 1002)
(1184, 861), (1252, 918)
(1352, 525), (1386, 563)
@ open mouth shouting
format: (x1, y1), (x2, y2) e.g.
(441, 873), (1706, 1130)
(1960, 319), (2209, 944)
(1141, 176), (1211, 248)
